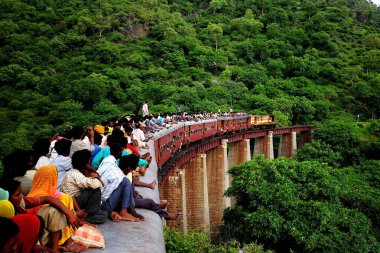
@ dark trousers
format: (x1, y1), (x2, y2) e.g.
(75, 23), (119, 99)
(76, 188), (107, 224)
(132, 183), (168, 219)
(134, 198), (168, 219)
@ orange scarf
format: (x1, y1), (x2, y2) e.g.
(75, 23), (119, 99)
(28, 165), (58, 198)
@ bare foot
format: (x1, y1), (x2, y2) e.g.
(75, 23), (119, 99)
(166, 212), (181, 221)
(61, 239), (88, 252)
(119, 212), (140, 222)
(109, 211), (121, 222)
(150, 180), (156, 190)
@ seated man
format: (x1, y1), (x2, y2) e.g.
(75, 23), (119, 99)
(51, 139), (72, 190)
(33, 138), (52, 169)
(61, 150), (107, 224)
(69, 126), (95, 157)
(133, 123), (152, 149)
(97, 143), (143, 222)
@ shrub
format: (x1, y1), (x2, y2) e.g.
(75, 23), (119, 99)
(164, 227), (270, 253)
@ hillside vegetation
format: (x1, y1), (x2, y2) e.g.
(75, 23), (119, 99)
(0, 0), (379, 155)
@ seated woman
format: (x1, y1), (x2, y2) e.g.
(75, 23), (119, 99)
(0, 203), (45, 253)
(0, 179), (85, 253)
(0, 211), (47, 253)
(27, 165), (87, 248)
(12, 214), (46, 253)
(119, 155), (180, 221)
(97, 143), (143, 222)
(61, 150), (107, 224)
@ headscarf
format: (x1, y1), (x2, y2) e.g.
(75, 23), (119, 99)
(28, 165), (58, 198)
(0, 188), (9, 200)
(12, 214), (41, 253)
(0, 200), (15, 218)
(94, 125), (105, 135)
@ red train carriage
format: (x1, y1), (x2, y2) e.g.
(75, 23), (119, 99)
(203, 120), (217, 139)
(188, 122), (205, 143)
(155, 114), (275, 168)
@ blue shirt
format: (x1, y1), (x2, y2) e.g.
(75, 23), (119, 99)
(51, 155), (72, 190)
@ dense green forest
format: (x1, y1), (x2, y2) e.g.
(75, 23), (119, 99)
(1, 1), (379, 251)
(0, 0), (379, 156)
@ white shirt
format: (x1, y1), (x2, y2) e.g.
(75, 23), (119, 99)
(69, 138), (94, 157)
(132, 129), (146, 148)
(142, 103), (149, 116)
(35, 156), (52, 169)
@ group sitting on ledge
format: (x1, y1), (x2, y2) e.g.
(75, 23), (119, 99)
(0, 113), (188, 253)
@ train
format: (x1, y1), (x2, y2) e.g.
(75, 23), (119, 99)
(154, 115), (276, 168)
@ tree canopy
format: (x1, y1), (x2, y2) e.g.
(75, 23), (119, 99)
(0, 0), (379, 155)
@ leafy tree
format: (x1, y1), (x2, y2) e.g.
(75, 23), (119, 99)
(230, 10), (263, 38)
(222, 156), (379, 252)
(313, 119), (365, 166)
(297, 140), (343, 167)
(206, 23), (223, 50)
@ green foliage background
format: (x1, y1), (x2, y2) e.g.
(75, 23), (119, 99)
(221, 156), (380, 252)
(0, 0), (379, 157)
(1, 0), (379, 251)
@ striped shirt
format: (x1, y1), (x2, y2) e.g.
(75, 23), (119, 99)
(61, 169), (103, 197)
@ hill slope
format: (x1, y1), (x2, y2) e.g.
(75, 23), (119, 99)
(0, 0), (379, 155)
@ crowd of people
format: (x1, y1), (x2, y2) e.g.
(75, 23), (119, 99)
(0, 111), (183, 253)
(0, 104), (247, 253)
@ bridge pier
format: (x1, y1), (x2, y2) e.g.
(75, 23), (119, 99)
(228, 139), (251, 166)
(159, 169), (185, 232)
(278, 132), (297, 158)
(253, 131), (274, 159)
(182, 154), (210, 234)
(300, 130), (312, 148)
(205, 139), (230, 237)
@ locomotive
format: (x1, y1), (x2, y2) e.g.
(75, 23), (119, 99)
(154, 115), (276, 167)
